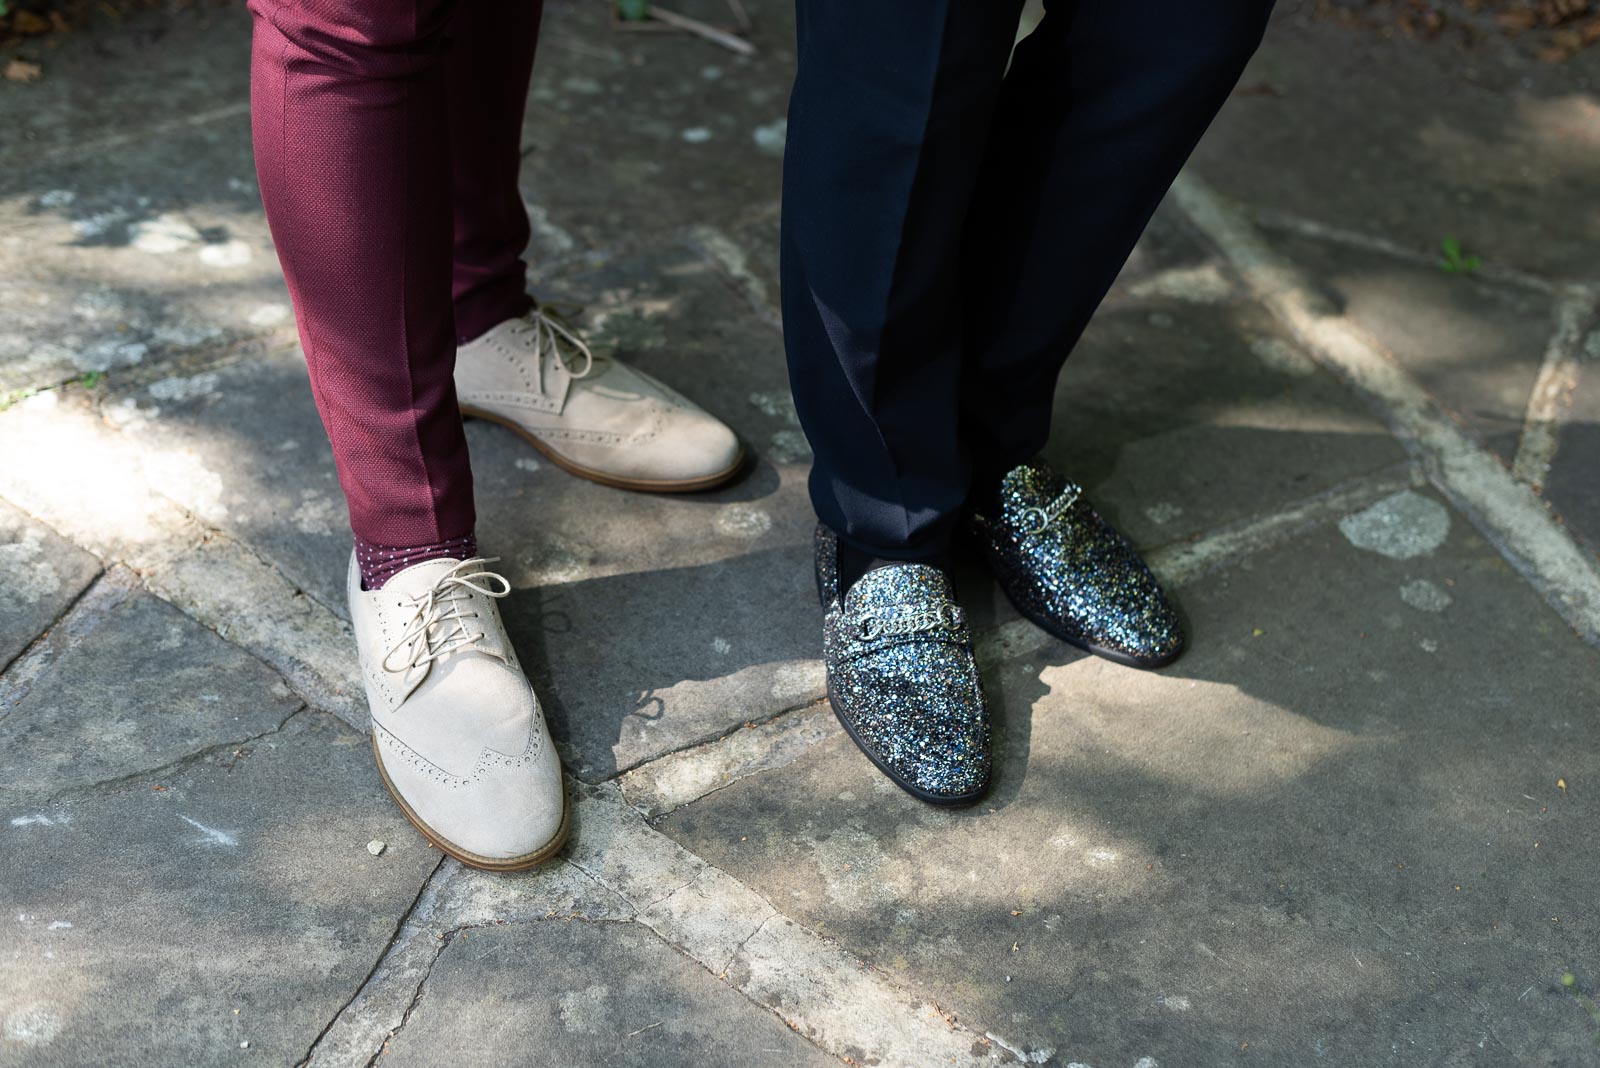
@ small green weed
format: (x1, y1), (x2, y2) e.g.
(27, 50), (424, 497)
(1438, 235), (1482, 275)
(0, 371), (107, 413)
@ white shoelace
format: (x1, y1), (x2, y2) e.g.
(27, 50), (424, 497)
(509, 305), (597, 382)
(381, 558), (513, 674)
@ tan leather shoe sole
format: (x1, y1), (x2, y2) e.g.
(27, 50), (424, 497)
(372, 734), (571, 872)
(460, 404), (745, 493)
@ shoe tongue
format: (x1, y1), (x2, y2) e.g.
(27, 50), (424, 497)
(383, 556), (477, 599)
(844, 562), (954, 614)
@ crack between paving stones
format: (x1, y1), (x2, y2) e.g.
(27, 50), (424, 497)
(0, 570), (111, 714)
(619, 910), (866, 1066)
(0, 565), (138, 718)
(577, 814), (1025, 1067)
(297, 855), (447, 1068)
(360, 927), (452, 1068)
(601, 695), (827, 786)
(38, 703), (310, 805)
(348, 912), (640, 1068)
(717, 910), (776, 975)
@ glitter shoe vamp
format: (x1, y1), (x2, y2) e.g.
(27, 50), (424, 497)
(978, 464), (1183, 666)
(822, 565), (990, 800)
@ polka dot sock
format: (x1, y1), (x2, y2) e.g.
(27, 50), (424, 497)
(354, 533), (478, 591)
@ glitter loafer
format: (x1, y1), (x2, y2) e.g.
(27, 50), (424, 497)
(816, 526), (991, 805)
(971, 461), (1185, 669)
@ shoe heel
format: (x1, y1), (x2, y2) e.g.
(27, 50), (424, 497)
(813, 524), (839, 607)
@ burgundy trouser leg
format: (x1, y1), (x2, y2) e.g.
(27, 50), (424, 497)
(447, 0), (544, 343)
(248, 0), (543, 586)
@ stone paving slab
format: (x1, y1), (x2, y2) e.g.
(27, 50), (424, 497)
(1, 714), (440, 1067)
(1195, 3), (1600, 280)
(0, 501), (99, 673)
(0, 6), (250, 161)
(657, 488), (1600, 1067)
(520, 0), (793, 263)
(1038, 282), (1407, 553)
(0, 5), (281, 396)
(0, 585), (302, 797)
(377, 919), (837, 1068)
(0, 127), (286, 394)
(1269, 232), (1560, 466)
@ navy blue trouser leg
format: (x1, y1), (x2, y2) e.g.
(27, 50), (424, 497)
(781, 0), (1276, 560)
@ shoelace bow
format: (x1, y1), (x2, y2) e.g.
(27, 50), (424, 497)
(381, 557), (513, 674)
(1020, 481), (1083, 535)
(509, 304), (597, 382)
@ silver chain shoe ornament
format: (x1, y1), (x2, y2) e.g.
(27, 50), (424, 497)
(816, 526), (990, 806)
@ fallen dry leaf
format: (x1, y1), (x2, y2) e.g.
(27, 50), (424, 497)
(12, 10), (51, 33)
(4, 59), (43, 83)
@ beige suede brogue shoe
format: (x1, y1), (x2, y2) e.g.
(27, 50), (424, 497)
(456, 309), (744, 491)
(349, 553), (567, 871)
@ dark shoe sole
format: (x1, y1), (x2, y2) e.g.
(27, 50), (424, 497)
(996, 582), (1185, 671)
(826, 681), (989, 807)
(461, 404), (746, 494)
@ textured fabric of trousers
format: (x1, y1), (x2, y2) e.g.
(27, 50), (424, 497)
(248, 0), (541, 550)
(781, 0), (1276, 561)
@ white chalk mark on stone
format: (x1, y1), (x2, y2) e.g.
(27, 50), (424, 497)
(752, 119), (787, 156)
(180, 815), (238, 847)
(1512, 286), (1595, 489)
(714, 503), (772, 539)
(514, 457), (542, 473)
(147, 372), (222, 404)
(1144, 502), (1184, 526)
(247, 303), (291, 327)
(711, 637), (732, 655)
(291, 492), (342, 536)
(47, 921), (72, 930)
(3, 1004), (62, 1046)
(526, 204), (576, 256)
(1399, 578), (1452, 613)
(199, 240), (253, 268)
(984, 1032), (1055, 1064)
(680, 126), (713, 144)
(1248, 335), (1319, 377)
(691, 229), (775, 320)
(1338, 491), (1450, 560)
(1127, 262), (1233, 304)
(129, 213), (202, 254)
(10, 815), (60, 827)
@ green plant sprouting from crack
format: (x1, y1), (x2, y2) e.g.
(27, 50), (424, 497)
(1438, 235), (1482, 274)
(0, 370), (104, 413)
